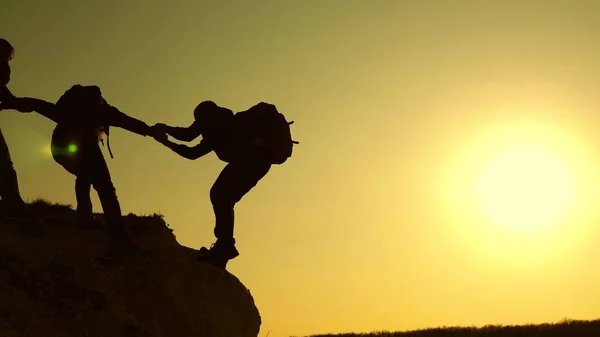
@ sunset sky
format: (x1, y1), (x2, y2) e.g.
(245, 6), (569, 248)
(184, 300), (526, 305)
(2, 1), (600, 336)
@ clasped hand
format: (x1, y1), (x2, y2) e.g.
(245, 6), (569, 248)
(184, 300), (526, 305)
(148, 123), (169, 143)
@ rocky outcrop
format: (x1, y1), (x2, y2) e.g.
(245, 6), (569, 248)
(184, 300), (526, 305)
(0, 199), (261, 337)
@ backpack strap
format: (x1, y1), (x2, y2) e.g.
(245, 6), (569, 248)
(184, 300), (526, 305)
(288, 121), (299, 144)
(100, 125), (114, 159)
(107, 133), (114, 159)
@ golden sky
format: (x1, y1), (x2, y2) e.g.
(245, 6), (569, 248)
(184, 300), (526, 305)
(2, 1), (600, 336)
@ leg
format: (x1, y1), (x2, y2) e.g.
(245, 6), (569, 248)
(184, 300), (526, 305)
(82, 143), (136, 257)
(209, 163), (238, 246)
(85, 144), (125, 236)
(52, 143), (93, 226)
(210, 161), (271, 243)
(200, 159), (271, 268)
(75, 175), (93, 226)
(0, 128), (25, 214)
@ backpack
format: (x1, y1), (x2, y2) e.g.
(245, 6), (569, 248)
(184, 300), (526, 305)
(55, 85), (114, 158)
(233, 102), (298, 165)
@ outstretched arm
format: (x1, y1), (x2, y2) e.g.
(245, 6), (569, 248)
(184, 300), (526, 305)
(0, 97), (61, 123)
(156, 137), (213, 160)
(105, 104), (152, 137)
(158, 121), (202, 142)
(28, 98), (61, 123)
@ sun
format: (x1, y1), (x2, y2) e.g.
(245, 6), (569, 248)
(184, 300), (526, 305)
(475, 144), (575, 231)
(442, 119), (596, 267)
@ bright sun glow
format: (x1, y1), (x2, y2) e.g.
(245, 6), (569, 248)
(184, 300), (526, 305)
(442, 118), (600, 268)
(475, 144), (575, 231)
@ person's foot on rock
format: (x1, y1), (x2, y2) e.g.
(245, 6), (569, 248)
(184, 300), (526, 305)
(197, 240), (239, 269)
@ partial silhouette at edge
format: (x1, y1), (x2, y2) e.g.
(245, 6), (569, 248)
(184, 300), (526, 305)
(0, 38), (27, 216)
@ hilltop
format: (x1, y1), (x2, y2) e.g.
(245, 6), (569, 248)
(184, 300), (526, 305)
(0, 199), (261, 337)
(301, 319), (600, 337)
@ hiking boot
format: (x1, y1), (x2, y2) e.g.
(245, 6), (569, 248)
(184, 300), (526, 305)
(198, 241), (239, 269)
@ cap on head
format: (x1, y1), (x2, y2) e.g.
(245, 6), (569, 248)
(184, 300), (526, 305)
(193, 100), (232, 128)
(0, 38), (14, 61)
(193, 100), (219, 120)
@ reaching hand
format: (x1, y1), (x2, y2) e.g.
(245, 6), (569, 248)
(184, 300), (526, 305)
(152, 123), (169, 134)
(148, 125), (168, 143)
(18, 98), (35, 113)
(154, 132), (169, 143)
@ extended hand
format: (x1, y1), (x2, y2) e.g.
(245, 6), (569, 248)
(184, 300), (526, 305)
(152, 123), (169, 134)
(154, 132), (168, 143)
(148, 125), (168, 143)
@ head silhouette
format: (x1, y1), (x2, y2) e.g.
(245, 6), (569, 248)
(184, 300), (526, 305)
(0, 38), (14, 62)
(193, 100), (232, 132)
(56, 84), (105, 115)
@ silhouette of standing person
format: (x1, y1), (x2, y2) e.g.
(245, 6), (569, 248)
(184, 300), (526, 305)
(0, 38), (28, 216)
(151, 100), (297, 269)
(4, 85), (160, 257)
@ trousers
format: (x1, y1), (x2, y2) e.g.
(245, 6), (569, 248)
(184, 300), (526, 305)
(209, 154), (271, 244)
(51, 125), (125, 236)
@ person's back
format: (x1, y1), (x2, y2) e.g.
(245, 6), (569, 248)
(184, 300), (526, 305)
(195, 101), (295, 165)
(50, 85), (111, 161)
(230, 102), (296, 165)
(49, 85), (151, 159)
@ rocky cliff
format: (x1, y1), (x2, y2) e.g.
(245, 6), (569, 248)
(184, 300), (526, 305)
(0, 199), (261, 337)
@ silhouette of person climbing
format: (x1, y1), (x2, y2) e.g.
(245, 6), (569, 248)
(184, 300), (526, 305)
(150, 100), (297, 269)
(2, 85), (161, 256)
(0, 38), (28, 216)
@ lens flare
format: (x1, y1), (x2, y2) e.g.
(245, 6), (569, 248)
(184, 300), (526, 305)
(67, 143), (78, 154)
